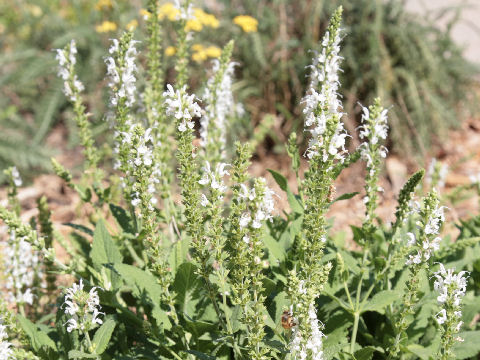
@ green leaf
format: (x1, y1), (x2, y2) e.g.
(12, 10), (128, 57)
(92, 319), (116, 355)
(323, 324), (349, 360)
(288, 216), (303, 238)
(168, 235), (191, 275)
(406, 344), (431, 360)
(454, 331), (480, 359)
(267, 169), (287, 191)
(287, 189), (303, 214)
(63, 222), (94, 236)
(268, 169), (303, 214)
(91, 219), (123, 268)
(17, 315), (57, 352)
(263, 234), (286, 263)
(330, 192), (359, 205)
(115, 264), (171, 330)
(173, 263), (201, 317)
(354, 346), (377, 360)
(68, 350), (99, 359)
(361, 290), (400, 313)
(109, 203), (136, 234)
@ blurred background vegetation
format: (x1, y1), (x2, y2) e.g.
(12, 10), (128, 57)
(0, 0), (478, 180)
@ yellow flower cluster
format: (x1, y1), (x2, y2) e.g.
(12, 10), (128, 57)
(139, 4), (219, 33)
(95, 0), (113, 11)
(165, 44), (221, 62)
(185, 8), (220, 32)
(126, 19), (138, 31)
(95, 20), (117, 33)
(233, 15), (258, 33)
(157, 3), (180, 21)
(191, 44), (221, 62)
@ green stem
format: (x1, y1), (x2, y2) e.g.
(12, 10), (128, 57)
(350, 311), (360, 354)
(350, 249), (368, 353)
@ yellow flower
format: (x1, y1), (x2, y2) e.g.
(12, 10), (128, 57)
(95, 21), (117, 33)
(165, 46), (177, 56)
(202, 13), (220, 28)
(95, 0), (113, 11)
(158, 3), (180, 21)
(205, 46), (221, 58)
(126, 19), (138, 31)
(139, 8), (151, 20)
(191, 44), (204, 52)
(193, 8), (219, 28)
(185, 18), (203, 32)
(192, 50), (208, 63)
(233, 15), (258, 33)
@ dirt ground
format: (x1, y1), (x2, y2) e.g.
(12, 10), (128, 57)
(2, 115), (480, 244)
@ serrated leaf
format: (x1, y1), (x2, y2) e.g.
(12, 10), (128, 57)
(18, 315), (56, 352)
(361, 290), (400, 313)
(93, 319), (116, 355)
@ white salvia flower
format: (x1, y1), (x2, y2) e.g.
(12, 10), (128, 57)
(237, 179), (276, 231)
(0, 318), (13, 360)
(424, 205), (445, 236)
(200, 194), (209, 207)
(405, 199), (445, 265)
(200, 60), (237, 154)
(406, 232), (416, 247)
(252, 180), (275, 228)
(163, 84), (201, 132)
(357, 104), (389, 171)
(106, 37), (138, 108)
(55, 40), (84, 102)
(239, 213), (251, 228)
(198, 161), (230, 193)
(63, 279), (103, 333)
(433, 264), (468, 332)
(435, 309), (447, 325)
(290, 304), (325, 360)
(2, 231), (42, 306)
(11, 167), (22, 187)
(433, 264), (468, 306)
(302, 24), (348, 162)
(173, 0), (193, 20)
